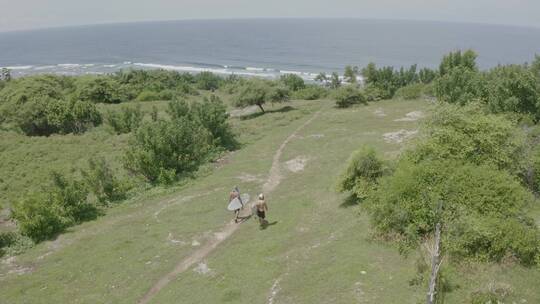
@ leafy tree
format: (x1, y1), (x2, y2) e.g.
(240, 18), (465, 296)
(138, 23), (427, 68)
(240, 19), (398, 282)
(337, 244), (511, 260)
(484, 64), (540, 120)
(334, 86), (366, 108)
(0, 68), (11, 82)
(329, 72), (341, 89)
(234, 79), (289, 113)
(314, 72), (328, 84)
(280, 74), (305, 91)
(418, 68), (437, 84)
(195, 71), (221, 91)
(343, 65), (359, 84)
(439, 49), (478, 76)
(434, 66), (485, 105)
(124, 115), (211, 183)
(190, 95), (237, 150)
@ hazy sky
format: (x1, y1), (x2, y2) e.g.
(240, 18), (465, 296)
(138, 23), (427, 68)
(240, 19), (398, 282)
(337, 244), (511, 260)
(1, 0), (539, 32)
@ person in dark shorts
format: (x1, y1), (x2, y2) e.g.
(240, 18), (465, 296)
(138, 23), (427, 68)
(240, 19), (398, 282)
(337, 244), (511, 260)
(255, 193), (268, 226)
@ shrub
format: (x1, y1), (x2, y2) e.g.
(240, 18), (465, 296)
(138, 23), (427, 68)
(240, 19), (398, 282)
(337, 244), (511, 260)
(280, 74), (305, 91)
(190, 95), (237, 150)
(195, 71), (221, 91)
(105, 104), (143, 134)
(136, 90), (161, 102)
(0, 231), (33, 257)
(363, 84), (386, 102)
(81, 157), (128, 204)
(11, 172), (95, 242)
(484, 64), (540, 120)
(334, 86), (366, 108)
(434, 66), (485, 105)
(291, 85), (327, 100)
(410, 103), (527, 175)
(75, 76), (127, 103)
(124, 117), (212, 183)
(367, 160), (538, 264)
(394, 83), (425, 100)
(337, 146), (386, 198)
(439, 49), (478, 76)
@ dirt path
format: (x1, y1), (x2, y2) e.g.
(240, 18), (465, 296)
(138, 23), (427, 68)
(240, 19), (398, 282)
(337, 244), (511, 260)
(137, 109), (322, 304)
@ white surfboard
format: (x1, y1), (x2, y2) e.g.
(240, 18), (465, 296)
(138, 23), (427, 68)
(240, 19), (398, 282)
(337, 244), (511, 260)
(227, 193), (250, 211)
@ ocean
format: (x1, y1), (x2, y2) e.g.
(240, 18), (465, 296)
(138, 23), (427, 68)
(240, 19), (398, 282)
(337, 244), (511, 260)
(1, 19), (540, 80)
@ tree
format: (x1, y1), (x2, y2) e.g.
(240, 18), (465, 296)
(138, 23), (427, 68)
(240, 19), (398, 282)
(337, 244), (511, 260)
(234, 79), (289, 113)
(337, 146), (386, 198)
(280, 74), (305, 91)
(0, 68), (11, 82)
(344, 65), (359, 84)
(314, 72), (328, 84)
(434, 66), (484, 105)
(439, 49), (478, 76)
(329, 72), (341, 89)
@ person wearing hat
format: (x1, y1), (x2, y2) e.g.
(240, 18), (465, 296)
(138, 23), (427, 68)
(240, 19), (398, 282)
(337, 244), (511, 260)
(255, 193), (268, 226)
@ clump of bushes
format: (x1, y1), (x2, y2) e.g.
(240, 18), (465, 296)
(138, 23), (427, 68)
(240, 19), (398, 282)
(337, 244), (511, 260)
(105, 104), (144, 134)
(291, 85), (327, 100)
(0, 231), (34, 257)
(125, 96), (236, 184)
(334, 86), (366, 108)
(81, 157), (130, 204)
(11, 172), (97, 242)
(337, 146), (386, 199)
(340, 103), (540, 265)
(394, 83), (426, 100)
(280, 74), (305, 91)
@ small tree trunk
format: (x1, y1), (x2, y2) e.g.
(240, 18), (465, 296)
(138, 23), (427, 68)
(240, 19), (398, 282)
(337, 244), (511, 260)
(257, 103), (265, 113)
(427, 223), (442, 304)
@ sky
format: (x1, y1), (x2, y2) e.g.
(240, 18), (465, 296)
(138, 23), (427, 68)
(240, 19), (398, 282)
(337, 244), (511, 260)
(1, 0), (540, 32)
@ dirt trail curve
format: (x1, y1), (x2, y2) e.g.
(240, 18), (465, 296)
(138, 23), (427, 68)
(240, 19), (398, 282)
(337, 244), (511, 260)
(137, 109), (322, 304)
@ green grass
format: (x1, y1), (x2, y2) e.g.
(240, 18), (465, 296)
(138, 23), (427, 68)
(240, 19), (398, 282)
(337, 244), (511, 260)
(1, 98), (539, 303)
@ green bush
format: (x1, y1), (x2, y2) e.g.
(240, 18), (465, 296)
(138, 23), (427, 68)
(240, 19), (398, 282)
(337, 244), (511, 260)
(434, 66), (485, 105)
(485, 64), (540, 120)
(136, 90), (161, 102)
(337, 146), (386, 198)
(362, 84), (386, 102)
(280, 74), (305, 91)
(81, 157), (129, 205)
(291, 85), (327, 100)
(394, 83), (425, 100)
(367, 160), (538, 264)
(195, 71), (221, 91)
(0, 231), (34, 257)
(11, 172), (96, 242)
(124, 116), (212, 183)
(190, 95), (237, 150)
(105, 104), (143, 134)
(410, 103), (527, 175)
(334, 86), (366, 108)
(75, 76), (127, 103)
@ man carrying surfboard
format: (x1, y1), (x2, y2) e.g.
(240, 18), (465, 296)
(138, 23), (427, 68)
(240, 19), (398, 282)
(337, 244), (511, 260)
(228, 186), (243, 223)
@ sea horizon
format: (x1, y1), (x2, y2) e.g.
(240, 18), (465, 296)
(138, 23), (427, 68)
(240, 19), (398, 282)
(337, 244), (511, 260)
(1, 18), (540, 80)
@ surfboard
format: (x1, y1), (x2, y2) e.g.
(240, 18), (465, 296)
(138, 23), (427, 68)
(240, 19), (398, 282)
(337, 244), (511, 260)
(227, 193), (250, 211)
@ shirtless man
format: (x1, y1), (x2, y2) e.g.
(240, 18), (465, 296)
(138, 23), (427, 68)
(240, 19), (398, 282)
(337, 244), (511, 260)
(255, 193), (268, 226)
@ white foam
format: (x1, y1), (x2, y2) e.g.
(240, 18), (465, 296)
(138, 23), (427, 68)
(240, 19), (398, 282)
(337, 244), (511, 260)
(57, 63), (81, 68)
(34, 65), (56, 70)
(246, 67), (265, 71)
(103, 64), (116, 68)
(2, 65), (33, 70)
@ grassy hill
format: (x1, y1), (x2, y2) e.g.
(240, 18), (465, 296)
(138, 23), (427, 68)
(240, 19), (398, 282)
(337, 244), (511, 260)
(1, 98), (539, 303)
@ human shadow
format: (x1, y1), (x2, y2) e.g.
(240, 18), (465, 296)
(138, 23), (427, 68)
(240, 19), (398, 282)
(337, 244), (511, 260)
(236, 215), (252, 224)
(239, 106), (296, 120)
(259, 220), (278, 230)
